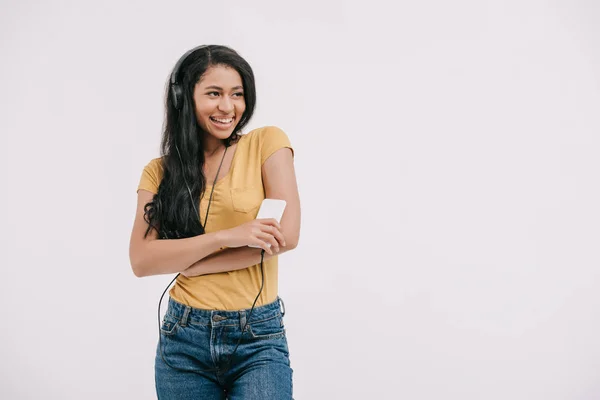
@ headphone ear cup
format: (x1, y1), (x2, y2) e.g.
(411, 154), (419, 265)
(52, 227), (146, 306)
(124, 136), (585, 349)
(171, 84), (183, 110)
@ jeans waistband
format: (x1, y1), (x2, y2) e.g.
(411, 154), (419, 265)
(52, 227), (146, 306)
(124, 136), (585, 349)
(165, 296), (286, 328)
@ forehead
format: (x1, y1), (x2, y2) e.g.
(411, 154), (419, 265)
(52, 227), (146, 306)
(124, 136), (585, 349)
(197, 65), (243, 88)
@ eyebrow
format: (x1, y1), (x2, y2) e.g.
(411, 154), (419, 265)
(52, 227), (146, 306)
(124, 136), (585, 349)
(204, 85), (244, 91)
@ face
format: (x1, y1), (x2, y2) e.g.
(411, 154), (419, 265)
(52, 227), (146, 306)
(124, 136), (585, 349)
(193, 65), (246, 141)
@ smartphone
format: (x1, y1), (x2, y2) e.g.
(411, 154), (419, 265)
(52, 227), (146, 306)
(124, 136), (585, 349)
(249, 198), (287, 248)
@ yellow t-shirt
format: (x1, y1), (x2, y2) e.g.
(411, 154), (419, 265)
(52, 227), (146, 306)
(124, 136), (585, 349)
(137, 126), (293, 310)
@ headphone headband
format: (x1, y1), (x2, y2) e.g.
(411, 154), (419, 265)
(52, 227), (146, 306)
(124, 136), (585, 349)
(170, 45), (210, 109)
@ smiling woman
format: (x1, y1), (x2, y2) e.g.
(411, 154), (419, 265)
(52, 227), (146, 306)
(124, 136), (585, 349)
(129, 45), (300, 400)
(194, 68), (246, 135)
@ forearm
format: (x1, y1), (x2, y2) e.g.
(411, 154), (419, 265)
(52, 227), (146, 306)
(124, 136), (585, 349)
(182, 244), (295, 277)
(131, 231), (225, 277)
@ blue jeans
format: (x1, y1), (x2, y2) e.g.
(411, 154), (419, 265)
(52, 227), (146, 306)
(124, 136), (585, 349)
(155, 296), (293, 399)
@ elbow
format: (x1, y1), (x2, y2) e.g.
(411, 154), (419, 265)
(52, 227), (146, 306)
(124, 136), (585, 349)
(131, 262), (146, 278)
(285, 233), (300, 250)
(130, 254), (148, 278)
(132, 266), (146, 278)
(284, 243), (298, 252)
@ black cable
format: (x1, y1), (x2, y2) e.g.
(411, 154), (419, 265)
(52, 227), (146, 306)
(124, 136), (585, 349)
(157, 144), (266, 375)
(157, 250), (265, 375)
(220, 249), (265, 371)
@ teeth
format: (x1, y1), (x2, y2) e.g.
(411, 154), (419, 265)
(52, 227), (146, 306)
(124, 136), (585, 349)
(211, 117), (233, 123)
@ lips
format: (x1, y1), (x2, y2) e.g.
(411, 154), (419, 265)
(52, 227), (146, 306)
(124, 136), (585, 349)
(208, 115), (236, 130)
(210, 116), (234, 124)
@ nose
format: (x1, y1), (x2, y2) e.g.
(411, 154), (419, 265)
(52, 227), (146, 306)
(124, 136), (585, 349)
(218, 97), (234, 114)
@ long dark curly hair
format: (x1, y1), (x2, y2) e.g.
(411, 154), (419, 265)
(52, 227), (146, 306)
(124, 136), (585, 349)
(143, 45), (256, 239)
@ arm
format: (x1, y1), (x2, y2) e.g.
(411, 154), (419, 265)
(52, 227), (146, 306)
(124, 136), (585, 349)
(128, 189), (227, 277)
(182, 147), (301, 277)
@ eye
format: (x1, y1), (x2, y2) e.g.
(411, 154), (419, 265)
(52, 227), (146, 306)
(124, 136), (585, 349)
(233, 92), (244, 98)
(207, 92), (220, 97)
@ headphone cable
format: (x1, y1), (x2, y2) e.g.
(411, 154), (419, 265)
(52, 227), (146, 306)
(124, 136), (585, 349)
(157, 143), (266, 375)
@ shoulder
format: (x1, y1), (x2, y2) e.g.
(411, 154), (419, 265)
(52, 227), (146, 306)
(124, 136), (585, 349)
(240, 126), (293, 164)
(242, 126), (290, 142)
(143, 156), (164, 175)
(137, 156), (165, 194)
(241, 126), (292, 152)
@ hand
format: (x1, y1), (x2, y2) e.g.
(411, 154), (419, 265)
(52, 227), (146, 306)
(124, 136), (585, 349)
(221, 219), (286, 255)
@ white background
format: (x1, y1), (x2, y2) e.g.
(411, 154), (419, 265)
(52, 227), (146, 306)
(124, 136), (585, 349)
(1, 0), (599, 399)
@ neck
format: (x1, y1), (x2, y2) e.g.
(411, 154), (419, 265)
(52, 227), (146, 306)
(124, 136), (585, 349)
(203, 136), (225, 157)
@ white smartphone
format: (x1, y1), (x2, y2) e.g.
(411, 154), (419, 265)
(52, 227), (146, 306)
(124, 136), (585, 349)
(249, 198), (287, 248)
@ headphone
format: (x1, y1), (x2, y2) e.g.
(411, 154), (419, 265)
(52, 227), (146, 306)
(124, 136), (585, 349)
(170, 44), (210, 110)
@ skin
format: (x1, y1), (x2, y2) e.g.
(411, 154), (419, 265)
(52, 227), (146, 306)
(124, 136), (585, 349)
(129, 65), (301, 278)
(193, 65), (246, 156)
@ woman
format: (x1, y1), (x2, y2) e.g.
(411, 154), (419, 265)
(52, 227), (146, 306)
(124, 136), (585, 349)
(129, 45), (300, 399)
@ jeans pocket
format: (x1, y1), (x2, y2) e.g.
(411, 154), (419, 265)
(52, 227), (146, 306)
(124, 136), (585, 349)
(160, 313), (180, 336)
(247, 315), (285, 340)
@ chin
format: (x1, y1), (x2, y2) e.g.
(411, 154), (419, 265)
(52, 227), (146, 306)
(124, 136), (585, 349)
(204, 130), (232, 141)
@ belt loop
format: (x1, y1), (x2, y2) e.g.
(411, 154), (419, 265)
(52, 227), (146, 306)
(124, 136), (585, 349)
(239, 310), (247, 331)
(180, 305), (191, 327)
(278, 297), (286, 317)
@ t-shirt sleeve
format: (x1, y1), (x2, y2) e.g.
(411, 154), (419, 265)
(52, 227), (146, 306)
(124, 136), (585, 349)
(137, 158), (163, 194)
(259, 126), (294, 165)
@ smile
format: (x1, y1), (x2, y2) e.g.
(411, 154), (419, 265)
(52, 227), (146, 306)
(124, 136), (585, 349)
(210, 116), (235, 124)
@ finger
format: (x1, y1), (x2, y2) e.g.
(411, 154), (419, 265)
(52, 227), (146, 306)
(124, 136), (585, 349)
(256, 232), (279, 253)
(268, 235), (280, 252)
(251, 239), (272, 255)
(273, 230), (286, 247)
(270, 218), (282, 231)
(259, 226), (285, 248)
(257, 218), (282, 231)
(270, 226), (286, 247)
(261, 240), (274, 255)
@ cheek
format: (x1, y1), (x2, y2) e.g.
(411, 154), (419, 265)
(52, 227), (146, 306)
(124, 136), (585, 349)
(195, 103), (213, 119)
(193, 108), (211, 129)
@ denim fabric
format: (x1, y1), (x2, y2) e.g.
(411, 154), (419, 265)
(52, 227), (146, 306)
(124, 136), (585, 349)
(155, 296), (293, 399)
